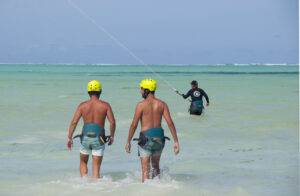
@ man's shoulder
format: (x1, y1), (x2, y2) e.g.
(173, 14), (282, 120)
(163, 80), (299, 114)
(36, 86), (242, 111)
(137, 98), (166, 110)
(155, 97), (165, 103)
(79, 100), (89, 107)
(98, 100), (111, 107)
(154, 98), (167, 107)
(135, 101), (145, 111)
(137, 100), (146, 106)
(137, 98), (165, 105)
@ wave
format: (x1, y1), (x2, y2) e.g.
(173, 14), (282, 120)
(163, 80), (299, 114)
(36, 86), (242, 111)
(232, 63), (297, 66)
(11, 70), (298, 76)
(8, 171), (252, 196)
(70, 71), (299, 75)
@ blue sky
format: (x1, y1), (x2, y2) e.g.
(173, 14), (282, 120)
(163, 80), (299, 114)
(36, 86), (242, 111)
(0, 0), (298, 64)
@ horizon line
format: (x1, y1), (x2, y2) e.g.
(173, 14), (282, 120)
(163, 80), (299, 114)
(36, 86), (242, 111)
(0, 63), (298, 66)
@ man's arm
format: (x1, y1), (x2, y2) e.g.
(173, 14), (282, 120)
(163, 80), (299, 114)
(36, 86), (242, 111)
(201, 89), (210, 106)
(163, 103), (179, 154)
(67, 105), (82, 150)
(125, 103), (142, 153)
(182, 89), (192, 99)
(106, 103), (116, 145)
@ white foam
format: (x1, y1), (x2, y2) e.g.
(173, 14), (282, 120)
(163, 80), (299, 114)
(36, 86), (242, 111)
(20, 172), (253, 196)
(232, 63), (297, 66)
(40, 170), (183, 196)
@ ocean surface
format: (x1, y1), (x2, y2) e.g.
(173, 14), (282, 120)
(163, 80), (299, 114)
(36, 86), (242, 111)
(0, 64), (298, 196)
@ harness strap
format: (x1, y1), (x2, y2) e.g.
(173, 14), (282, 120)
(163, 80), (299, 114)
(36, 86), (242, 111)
(73, 134), (83, 143)
(133, 136), (170, 141)
(73, 134), (81, 139)
(73, 134), (110, 144)
(100, 135), (110, 143)
(164, 136), (170, 140)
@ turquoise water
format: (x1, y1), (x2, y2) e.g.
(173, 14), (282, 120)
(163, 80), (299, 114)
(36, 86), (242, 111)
(0, 64), (298, 196)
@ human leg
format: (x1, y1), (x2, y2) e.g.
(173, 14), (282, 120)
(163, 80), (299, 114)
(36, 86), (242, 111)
(151, 155), (161, 178)
(140, 156), (151, 182)
(80, 153), (89, 177)
(92, 155), (103, 178)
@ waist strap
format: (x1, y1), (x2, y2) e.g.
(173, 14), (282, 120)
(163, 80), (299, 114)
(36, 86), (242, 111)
(72, 123), (110, 144)
(133, 128), (170, 146)
(133, 136), (170, 141)
(82, 123), (104, 136)
(193, 100), (203, 106)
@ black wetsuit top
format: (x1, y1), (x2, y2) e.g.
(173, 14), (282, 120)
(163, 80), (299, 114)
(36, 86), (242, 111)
(182, 88), (209, 103)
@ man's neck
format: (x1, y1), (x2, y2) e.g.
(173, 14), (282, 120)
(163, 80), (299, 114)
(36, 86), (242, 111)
(90, 95), (99, 100)
(146, 93), (155, 100)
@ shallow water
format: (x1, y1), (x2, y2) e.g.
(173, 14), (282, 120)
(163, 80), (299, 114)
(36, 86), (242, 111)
(0, 64), (298, 196)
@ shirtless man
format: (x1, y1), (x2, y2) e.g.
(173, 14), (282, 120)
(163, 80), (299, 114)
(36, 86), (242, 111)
(125, 79), (179, 182)
(67, 80), (115, 178)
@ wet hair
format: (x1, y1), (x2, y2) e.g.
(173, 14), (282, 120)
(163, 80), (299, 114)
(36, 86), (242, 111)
(142, 88), (155, 99)
(88, 91), (101, 97)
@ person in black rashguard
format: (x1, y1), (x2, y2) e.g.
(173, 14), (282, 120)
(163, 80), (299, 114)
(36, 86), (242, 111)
(177, 80), (209, 115)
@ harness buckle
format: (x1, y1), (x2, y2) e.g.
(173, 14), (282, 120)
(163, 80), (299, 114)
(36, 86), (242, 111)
(86, 132), (96, 136)
(152, 138), (161, 141)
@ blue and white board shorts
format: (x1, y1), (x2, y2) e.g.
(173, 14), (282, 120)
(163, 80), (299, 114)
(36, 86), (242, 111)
(137, 127), (165, 157)
(138, 145), (163, 157)
(79, 136), (105, 156)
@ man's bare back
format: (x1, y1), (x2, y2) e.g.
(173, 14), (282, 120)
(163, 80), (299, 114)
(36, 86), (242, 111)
(68, 96), (115, 146)
(78, 99), (113, 128)
(138, 98), (165, 131)
(126, 93), (178, 148)
(67, 80), (115, 178)
(125, 79), (179, 182)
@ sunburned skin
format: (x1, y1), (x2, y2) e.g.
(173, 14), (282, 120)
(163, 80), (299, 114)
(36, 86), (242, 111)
(70, 97), (115, 130)
(67, 92), (115, 178)
(125, 87), (179, 182)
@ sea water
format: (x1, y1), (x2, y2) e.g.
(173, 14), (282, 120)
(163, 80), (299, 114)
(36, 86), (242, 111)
(0, 64), (298, 196)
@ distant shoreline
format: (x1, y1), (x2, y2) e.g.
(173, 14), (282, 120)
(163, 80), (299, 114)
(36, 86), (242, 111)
(0, 63), (298, 66)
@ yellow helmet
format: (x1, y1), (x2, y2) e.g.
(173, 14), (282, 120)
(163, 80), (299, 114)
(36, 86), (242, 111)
(140, 79), (157, 91)
(87, 80), (101, 92)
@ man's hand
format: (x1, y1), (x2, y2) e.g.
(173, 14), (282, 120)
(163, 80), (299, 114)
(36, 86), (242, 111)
(174, 142), (179, 155)
(108, 136), (114, 146)
(125, 142), (131, 153)
(67, 138), (73, 150)
(206, 103), (210, 107)
(175, 91), (184, 96)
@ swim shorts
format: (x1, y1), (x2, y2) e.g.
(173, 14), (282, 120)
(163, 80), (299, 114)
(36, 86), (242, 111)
(137, 127), (165, 157)
(80, 136), (105, 156)
(138, 145), (163, 157)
